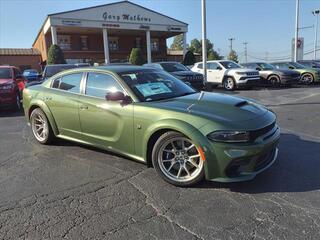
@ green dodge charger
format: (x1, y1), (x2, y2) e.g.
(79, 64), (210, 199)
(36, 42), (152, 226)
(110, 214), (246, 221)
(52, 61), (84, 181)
(23, 66), (280, 186)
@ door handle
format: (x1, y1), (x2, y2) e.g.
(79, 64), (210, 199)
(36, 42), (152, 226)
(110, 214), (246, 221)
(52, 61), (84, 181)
(80, 105), (88, 110)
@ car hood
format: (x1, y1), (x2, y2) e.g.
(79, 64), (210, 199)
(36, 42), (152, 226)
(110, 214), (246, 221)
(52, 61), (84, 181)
(0, 79), (13, 85)
(147, 92), (268, 123)
(171, 71), (202, 76)
(261, 69), (299, 75)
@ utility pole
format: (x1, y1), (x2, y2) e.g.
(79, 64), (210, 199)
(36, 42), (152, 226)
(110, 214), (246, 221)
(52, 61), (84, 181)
(243, 42), (248, 63)
(312, 9), (320, 60)
(228, 38), (235, 52)
(294, 0), (300, 62)
(201, 0), (207, 82)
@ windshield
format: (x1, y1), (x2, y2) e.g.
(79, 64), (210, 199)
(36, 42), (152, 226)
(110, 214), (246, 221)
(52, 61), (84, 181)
(219, 61), (242, 69)
(23, 69), (38, 75)
(119, 69), (196, 102)
(44, 65), (78, 77)
(160, 63), (190, 72)
(290, 62), (306, 69)
(0, 68), (12, 79)
(256, 62), (275, 70)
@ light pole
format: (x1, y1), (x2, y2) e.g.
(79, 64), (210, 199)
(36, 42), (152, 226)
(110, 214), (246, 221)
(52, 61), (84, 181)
(294, 0), (300, 62)
(312, 9), (320, 60)
(201, 0), (207, 83)
(243, 42), (248, 63)
(228, 38), (235, 52)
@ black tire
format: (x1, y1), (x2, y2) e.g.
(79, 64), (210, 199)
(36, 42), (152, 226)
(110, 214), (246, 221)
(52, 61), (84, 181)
(300, 73), (314, 85)
(204, 82), (213, 92)
(30, 108), (54, 144)
(13, 92), (21, 110)
(268, 75), (281, 86)
(223, 77), (236, 91)
(152, 131), (205, 187)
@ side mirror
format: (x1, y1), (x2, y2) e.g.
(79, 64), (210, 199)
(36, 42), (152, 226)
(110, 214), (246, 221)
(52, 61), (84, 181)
(106, 91), (131, 103)
(216, 66), (222, 70)
(256, 67), (261, 71)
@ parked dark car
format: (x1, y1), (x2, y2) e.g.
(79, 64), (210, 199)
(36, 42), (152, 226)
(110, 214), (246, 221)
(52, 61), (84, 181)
(23, 69), (39, 82)
(41, 63), (90, 81)
(241, 62), (300, 85)
(297, 60), (320, 69)
(143, 62), (204, 90)
(0, 66), (26, 110)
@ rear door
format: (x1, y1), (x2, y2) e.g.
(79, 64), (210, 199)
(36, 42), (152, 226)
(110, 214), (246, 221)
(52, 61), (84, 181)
(78, 72), (134, 154)
(45, 72), (83, 138)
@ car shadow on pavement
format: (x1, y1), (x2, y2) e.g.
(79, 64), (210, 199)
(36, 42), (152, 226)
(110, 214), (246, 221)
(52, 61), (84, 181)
(0, 109), (24, 117)
(197, 133), (320, 193)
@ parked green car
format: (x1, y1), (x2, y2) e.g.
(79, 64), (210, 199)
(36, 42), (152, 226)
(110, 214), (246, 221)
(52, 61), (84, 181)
(23, 66), (280, 186)
(271, 61), (320, 84)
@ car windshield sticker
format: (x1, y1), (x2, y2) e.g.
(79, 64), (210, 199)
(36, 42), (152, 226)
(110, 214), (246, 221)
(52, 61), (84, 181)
(136, 82), (172, 97)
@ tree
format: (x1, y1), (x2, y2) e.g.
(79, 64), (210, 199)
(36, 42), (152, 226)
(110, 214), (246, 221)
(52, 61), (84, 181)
(207, 49), (223, 60)
(47, 44), (66, 64)
(129, 48), (145, 65)
(170, 34), (184, 50)
(189, 39), (201, 54)
(228, 50), (239, 63)
(182, 50), (196, 66)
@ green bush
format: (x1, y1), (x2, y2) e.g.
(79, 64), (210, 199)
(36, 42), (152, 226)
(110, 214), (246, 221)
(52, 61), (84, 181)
(129, 48), (145, 65)
(182, 50), (196, 66)
(47, 44), (66, 64)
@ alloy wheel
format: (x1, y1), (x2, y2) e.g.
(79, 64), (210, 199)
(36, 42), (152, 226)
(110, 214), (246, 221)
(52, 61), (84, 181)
(301, 73), (313, 84)
(224, 78), (235, 90)
(31, 111), (49, 142)
(157, 137), (204, 183)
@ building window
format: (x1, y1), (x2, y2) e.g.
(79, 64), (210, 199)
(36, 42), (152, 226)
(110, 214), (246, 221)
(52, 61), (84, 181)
(136, 37), (141, 49)
(151, 38), (159, 51)
(109, 37), (119, 51)
(57, 35), (71, 50)
(80, 36), (88, 50)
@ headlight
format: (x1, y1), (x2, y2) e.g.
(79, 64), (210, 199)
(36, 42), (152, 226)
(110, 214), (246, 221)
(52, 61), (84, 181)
(235, 72), (247, 75)
(207, 130), (250, 143)
(0, 83), (14, 90)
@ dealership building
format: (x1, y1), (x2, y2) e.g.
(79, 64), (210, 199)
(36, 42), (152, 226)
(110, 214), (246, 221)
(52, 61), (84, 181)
(31, 0), (188, 65)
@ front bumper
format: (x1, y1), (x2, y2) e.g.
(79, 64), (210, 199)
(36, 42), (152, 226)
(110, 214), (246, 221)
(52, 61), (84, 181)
(202, 123), (280, 182)
(237, 76), (260, 85)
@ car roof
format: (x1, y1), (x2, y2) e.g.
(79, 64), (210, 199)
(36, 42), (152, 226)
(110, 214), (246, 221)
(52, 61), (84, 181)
(72, 65), (156, 74)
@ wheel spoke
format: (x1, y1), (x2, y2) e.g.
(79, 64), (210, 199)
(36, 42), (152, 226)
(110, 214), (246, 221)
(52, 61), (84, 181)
(167, 162), (176, 172)
(177, 165), (182, 178)
(171, 141), (177, 150)
(186, 144), (195, 151)
(189, 154), (200, 159)
(162, 159), (174, 163)
(187, 159), (198, 168)
(184, 165), (191, 176)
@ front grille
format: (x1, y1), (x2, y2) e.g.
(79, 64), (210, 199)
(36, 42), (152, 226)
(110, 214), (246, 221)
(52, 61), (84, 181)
(247, 72), (258, 76)
(249, 122), (276, 142)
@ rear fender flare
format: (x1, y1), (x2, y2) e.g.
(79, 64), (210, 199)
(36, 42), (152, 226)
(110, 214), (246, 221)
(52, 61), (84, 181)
(28, 99), (59, 136)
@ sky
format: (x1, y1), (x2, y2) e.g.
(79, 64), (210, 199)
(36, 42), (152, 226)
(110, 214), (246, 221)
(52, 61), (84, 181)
(0, 0), (319, 62)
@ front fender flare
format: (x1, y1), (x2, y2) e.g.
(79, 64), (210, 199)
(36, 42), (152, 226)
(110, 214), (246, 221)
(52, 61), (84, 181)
(142, 119), (210, 161)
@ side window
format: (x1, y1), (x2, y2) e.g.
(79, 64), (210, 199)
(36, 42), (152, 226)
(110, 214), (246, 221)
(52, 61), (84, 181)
(198, 63), (203, 69)
(52, 73), (82, 93)
(208, 62), (219, 70)
(85, 73), (122, 98)
(14, 68), (21, 78)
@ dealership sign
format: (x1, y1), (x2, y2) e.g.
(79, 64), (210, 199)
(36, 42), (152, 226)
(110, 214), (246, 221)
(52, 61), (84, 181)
(102, 12), (151, 22)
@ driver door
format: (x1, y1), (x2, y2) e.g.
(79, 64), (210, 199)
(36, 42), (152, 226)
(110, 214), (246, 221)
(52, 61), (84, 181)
(78, 72), (134, 154)
(207, 62), (225, 83)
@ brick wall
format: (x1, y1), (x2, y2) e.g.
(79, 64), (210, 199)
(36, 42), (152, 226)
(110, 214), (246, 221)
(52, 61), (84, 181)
(0, 55), (42, 72)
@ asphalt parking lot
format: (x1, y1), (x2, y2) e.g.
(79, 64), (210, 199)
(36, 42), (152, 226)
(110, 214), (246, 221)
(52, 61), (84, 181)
(0, 85), (320, 240)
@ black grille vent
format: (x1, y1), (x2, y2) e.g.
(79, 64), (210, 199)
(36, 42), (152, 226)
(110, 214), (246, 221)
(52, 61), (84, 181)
(249, 122), (276, 142)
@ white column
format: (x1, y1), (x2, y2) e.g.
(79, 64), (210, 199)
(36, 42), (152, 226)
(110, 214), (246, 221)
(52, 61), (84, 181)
(146, 30), (152, 64)
(103, 28), (110, 64)
(183, 32), (187, 58)
(51, 26), (57, 45)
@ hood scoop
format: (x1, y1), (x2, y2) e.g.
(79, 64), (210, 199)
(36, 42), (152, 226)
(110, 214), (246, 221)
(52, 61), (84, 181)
(235, 100), (248, 107)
